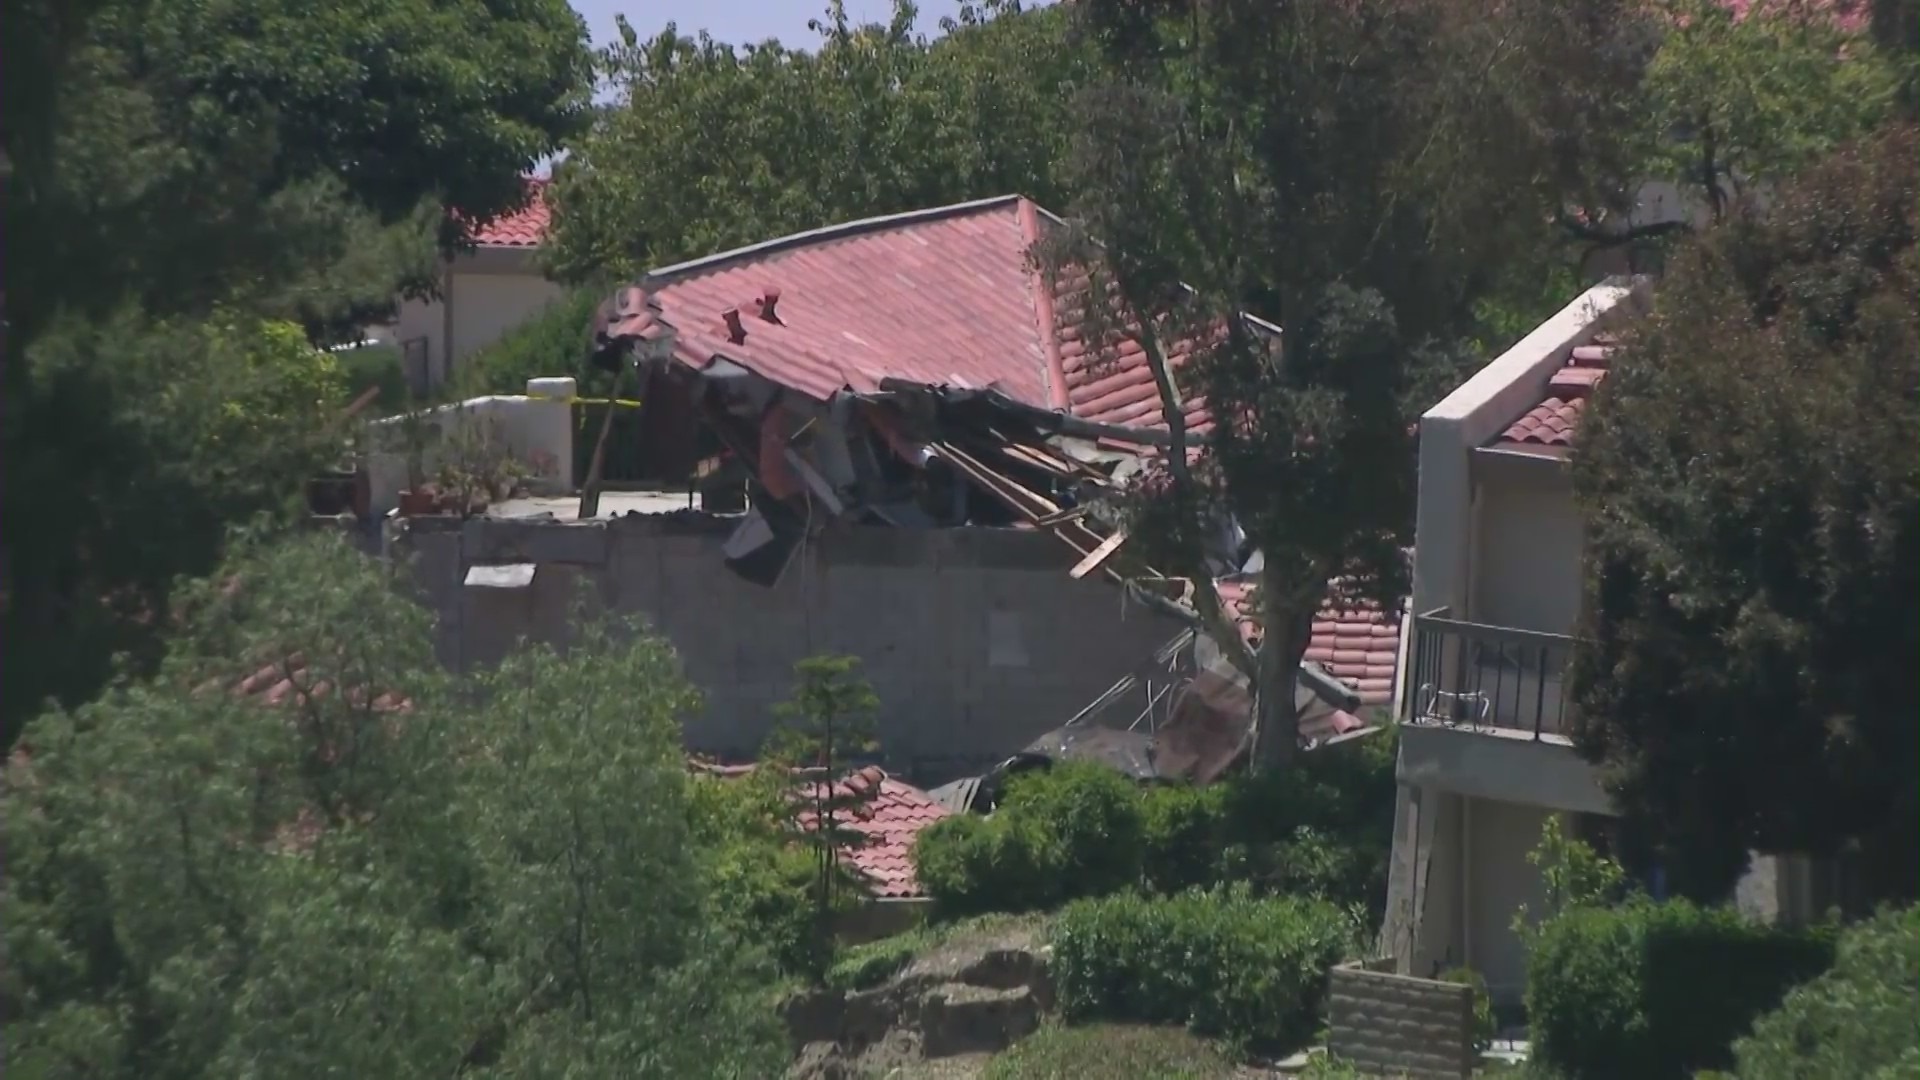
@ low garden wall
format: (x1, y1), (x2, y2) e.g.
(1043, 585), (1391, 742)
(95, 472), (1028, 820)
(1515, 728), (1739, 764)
(1326, 957), (1475, 1079)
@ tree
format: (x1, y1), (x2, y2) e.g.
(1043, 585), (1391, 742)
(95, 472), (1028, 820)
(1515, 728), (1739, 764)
(1569, 124), (1918, 903)
(542, 0), (1092, 284)
(1038, 0), (1652, 771)
(1, 0), (593, 740)
(1, 533), (786, 1077)
(762, 655), (881, 981)
(1731, 904), (1920, 1080)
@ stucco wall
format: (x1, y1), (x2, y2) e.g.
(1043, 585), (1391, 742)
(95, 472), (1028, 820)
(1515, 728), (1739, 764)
(451, 272), (565, 368)
(1464, 798), (1555, 1004)
(1471, 455), (1583, 637)
(393, 515), (1181, 784)
(391, 251), (565, 387)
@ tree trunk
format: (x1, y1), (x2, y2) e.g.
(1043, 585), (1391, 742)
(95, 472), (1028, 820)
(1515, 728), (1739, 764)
(1250, 566), (1310, 774)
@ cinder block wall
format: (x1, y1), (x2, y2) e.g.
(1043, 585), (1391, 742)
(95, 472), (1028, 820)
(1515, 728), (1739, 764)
(395, 514), (1179, 784)
(1327, 959), (1475, 1079)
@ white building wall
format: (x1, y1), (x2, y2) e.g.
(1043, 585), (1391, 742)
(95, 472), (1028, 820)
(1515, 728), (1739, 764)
(1471, 460), (1584, 637)
(388, 250), (565, 390)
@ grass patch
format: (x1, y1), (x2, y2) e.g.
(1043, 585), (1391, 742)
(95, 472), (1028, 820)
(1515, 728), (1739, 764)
(984, 1024), (1236, 1079)
(825, 913), (1047, 993)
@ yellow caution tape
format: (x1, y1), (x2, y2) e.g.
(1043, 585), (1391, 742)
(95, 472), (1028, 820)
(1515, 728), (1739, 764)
(525, 391), (645, 407)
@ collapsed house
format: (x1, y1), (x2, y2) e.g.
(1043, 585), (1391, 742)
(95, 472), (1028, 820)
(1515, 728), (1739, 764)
(556, 194), (1407, 786)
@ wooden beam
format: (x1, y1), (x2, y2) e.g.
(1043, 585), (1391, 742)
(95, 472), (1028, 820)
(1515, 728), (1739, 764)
(1070, 529), (1128, 579)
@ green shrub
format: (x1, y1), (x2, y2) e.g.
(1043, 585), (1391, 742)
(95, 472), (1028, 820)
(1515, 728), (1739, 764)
(333, 343), (412, 413)
(998, 763), (1145, 898)
(915, 763), (1144, 916)
(1140, 782), (1228, 895)
(1731, 904), (1919, 1080)
(916, 733), (1402, 921)
(1049, 886), (1355, 1053)
(914, 812), (1048, 916)
(1525, 897), (1837, 1079)
(687, 772), (830, 978)
(1438, 967), (1496, 1052)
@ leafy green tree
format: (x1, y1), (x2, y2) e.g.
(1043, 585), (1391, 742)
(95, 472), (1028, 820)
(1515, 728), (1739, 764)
(763, 655), (881, 979)
(1040, 0), (1650, 772)
(544, 0), (1091, 283)
(3, 312), (353, 744)
(1569, 124), (1918, 903)
(1731, 904), (1920, 1080)
(1, 533), (785, 1077)
(1, 0), (593, 741)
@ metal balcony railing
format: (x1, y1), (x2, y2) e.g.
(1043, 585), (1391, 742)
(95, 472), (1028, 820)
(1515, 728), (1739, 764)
(1403, 607), (1577, 739)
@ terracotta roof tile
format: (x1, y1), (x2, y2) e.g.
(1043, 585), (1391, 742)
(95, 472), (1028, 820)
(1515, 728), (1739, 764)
(630, 196), (1058, 408)
(1046, 265), (1217, 434)
(693, 761), (952, 899)
(226, 654), (411, 712)
(469, 179), (552, 248)
(1215, 578), (1406, 737)
(1495, 338), (1615, 449)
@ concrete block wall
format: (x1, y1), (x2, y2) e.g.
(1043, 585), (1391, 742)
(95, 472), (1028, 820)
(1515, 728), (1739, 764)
(394, 514), (1180, 785)
(1327, 959), (1475, 1079)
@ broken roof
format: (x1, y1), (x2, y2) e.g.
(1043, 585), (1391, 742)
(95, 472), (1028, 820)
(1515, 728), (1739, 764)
(584, 195), (1404, 733)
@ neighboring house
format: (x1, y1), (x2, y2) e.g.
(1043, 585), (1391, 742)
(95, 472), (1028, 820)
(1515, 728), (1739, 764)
(1377, 278), (1835, 1008)
(390, 179), (563, 391)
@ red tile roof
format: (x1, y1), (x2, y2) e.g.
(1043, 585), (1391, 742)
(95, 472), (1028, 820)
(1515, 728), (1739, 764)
(1215, 578), (1404, 740)
(1495, 338), (1616, 449)
(693, 762), (952, 899)
(228, 654), (412, 712)
(1046, 266), (1218, 434)
(469, 179), (552, 248)
(604, 196), (1062, 407)
(800, 765), (953, 899)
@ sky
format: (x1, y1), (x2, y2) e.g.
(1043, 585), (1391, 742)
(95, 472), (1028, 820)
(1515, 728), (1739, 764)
(566, 0), (974, 49)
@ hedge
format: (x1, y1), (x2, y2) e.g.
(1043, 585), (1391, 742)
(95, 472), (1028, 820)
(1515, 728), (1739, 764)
(1730, 904), (1919, 1080)
(913, 729), (1399, 920)
(912, 762), (1143, 916)
(1049, 887), (1356, 1053)
(1526, 897), (1837, 1079)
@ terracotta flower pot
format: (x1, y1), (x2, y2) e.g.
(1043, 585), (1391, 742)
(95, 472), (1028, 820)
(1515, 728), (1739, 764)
(397, 488), (444, 517)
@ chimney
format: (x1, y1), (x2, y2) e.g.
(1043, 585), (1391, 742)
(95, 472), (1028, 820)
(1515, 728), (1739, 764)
(721, 308), (747, 345)
(757, 287), (782, 325)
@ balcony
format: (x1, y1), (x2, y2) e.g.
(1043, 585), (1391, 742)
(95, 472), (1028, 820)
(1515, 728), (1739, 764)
(1402, 607), (1577, 740)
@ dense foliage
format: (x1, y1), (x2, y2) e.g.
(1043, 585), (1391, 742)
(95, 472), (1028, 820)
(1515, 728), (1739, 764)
(913, 762), (1146, 916)
(913, 730), (1398, 920)
(1, 0), (593, 743)
(545, 0), (1091, 283)
(1569, 124), (1920, 902)
(1049, 888), (1357, 1054)
(1031, 0), (1666, 771)
(1730, 904), (1920, 1079)
(1524, 897), (1837, 1079)
(0, 535), (786, 1078)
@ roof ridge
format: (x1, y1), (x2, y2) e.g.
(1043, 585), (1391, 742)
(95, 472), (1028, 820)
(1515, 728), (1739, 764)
(1017, 197), (1072, 411)
(644, 194), (1036, 285)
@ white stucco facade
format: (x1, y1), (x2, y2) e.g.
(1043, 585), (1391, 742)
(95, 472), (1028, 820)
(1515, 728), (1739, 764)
(392, 246), (566, 390)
